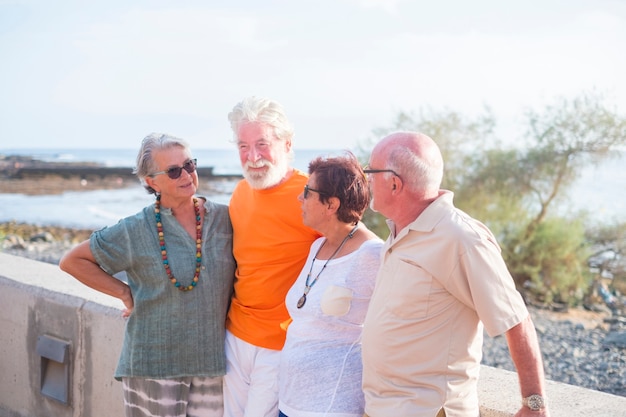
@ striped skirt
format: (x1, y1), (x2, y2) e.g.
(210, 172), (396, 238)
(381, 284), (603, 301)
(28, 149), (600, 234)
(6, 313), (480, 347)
(122, 376), (223, 417)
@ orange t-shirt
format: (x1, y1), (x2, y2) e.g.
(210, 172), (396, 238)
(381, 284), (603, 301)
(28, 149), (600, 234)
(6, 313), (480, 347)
(227, 170), (321, 350)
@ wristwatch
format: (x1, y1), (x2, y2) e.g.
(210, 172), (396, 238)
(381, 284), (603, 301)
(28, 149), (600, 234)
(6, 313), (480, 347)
(522, 394), (546, 411)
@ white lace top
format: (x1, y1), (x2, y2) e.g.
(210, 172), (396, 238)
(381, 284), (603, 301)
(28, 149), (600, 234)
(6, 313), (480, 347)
(279, 237), (383, 417)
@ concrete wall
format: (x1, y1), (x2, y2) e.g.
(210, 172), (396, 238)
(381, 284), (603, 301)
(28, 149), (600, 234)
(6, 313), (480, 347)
(0, 253), (125, 417)
(1, 252), (625, 417)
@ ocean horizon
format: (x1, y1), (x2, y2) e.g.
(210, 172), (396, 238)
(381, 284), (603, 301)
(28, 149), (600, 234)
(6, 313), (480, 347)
(0, 147), (330, 176)
(0, 148), (343, 229)
(1, 147), (624, 229)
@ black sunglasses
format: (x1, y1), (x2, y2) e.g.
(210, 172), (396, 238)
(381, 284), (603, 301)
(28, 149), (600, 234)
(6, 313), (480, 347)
(363, 167), (403, 181)
(303, 184), (326, 199)
(150, 159), (197, 179)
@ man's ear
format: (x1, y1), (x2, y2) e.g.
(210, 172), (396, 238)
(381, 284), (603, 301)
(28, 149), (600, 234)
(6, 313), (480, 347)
(391, 176), (402, 192)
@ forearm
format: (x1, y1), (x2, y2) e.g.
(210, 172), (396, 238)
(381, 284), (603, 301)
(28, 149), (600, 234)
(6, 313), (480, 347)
(59, 241), (131, 303)
(506, 314), (551, 416)
(505, 314), (546, 396)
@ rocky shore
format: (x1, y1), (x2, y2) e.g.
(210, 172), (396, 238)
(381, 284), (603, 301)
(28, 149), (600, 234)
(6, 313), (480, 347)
(0, 154), (241, 195)
(1, 221), (93, 264)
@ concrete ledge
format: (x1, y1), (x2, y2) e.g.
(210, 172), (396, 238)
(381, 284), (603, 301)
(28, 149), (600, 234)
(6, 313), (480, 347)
(1, 252), (626, 417)
(479, 365), (626, 417)
(0, 253), (125, 417)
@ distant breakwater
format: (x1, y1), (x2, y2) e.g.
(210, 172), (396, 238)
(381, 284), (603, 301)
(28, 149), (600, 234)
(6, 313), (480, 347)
(0, 154), (242, 181)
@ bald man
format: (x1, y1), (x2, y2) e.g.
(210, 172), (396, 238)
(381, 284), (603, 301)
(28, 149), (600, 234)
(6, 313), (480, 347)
(361, 132), (550, 417)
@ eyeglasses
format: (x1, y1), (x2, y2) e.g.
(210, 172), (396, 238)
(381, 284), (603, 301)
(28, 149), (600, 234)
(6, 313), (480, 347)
(363, 167), (403, 181)
(150, 159), (197, 179)
(303, 184), (326, 199)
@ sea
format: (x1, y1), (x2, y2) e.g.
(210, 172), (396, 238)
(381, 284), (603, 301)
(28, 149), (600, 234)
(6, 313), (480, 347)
(0, 148), (343, 229)
(0, 148), (624, 229)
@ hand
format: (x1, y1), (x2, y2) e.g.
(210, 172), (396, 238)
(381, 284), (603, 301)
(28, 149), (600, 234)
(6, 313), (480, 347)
(122, 307), (133, 318)
(120, 286), (134, 318)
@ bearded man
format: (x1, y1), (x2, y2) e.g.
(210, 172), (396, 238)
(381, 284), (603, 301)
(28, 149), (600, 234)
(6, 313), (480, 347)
(223, 96), (321, 417)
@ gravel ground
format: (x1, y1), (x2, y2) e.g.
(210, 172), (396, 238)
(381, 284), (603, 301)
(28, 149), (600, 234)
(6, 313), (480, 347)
(482, 305), (626, 397)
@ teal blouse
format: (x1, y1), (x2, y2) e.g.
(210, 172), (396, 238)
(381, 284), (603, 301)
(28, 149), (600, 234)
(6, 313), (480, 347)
(90, 198), (235, 380)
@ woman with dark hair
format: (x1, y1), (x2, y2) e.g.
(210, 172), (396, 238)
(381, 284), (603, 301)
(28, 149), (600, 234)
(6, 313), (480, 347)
(60, 133), (235, 417)
(278, 152), (383, 417)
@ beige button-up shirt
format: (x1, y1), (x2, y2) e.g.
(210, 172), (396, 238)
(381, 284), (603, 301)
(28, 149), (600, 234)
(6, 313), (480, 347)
(362, 191), (528, 417)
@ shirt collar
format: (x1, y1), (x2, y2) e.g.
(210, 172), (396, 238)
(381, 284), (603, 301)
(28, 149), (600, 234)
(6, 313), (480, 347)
(386, 190), (455, 244)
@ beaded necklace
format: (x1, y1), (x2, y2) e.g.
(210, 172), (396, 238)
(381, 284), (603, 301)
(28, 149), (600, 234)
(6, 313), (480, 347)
(154, 194), (202, 292)
(297, 223), (358, 309)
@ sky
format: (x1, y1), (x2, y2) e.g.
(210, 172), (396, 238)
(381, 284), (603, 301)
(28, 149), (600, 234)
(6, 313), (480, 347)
(1, 0), (625, 151)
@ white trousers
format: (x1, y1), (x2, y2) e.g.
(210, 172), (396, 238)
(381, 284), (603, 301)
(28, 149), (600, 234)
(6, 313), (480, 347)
(223, 330), (281, 417)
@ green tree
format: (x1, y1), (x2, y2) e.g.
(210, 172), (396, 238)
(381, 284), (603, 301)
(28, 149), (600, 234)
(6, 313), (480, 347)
(359, 91), (626, 306)
(505, 217), (591, 305)
(450, 92), (626, 305)
(518, 92), (626, 241)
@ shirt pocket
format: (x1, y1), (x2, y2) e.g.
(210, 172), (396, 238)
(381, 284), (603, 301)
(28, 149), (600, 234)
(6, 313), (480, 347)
(321, 285), (354, 317)
(386, 259), (432, 320)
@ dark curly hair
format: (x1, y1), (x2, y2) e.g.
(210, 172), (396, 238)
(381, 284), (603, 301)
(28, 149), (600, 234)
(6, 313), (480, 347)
(308, 151), (370, 224)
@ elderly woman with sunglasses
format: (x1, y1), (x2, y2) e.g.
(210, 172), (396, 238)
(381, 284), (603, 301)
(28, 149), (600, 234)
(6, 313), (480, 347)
(278, 152), (383, 417)
(60, 133), (235, 417)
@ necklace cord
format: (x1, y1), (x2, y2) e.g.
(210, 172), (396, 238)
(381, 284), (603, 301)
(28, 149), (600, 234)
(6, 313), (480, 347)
(155, 194), (203, 292)
(297, 223), (358, 308)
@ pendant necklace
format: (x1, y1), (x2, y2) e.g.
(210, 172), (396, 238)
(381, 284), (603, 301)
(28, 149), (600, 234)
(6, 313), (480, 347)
(155, 194), (203, 292)
(297, 223), (358, 309)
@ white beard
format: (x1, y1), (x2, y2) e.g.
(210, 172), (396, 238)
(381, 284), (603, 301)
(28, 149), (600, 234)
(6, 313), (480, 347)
(243, 155), (290, 190)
